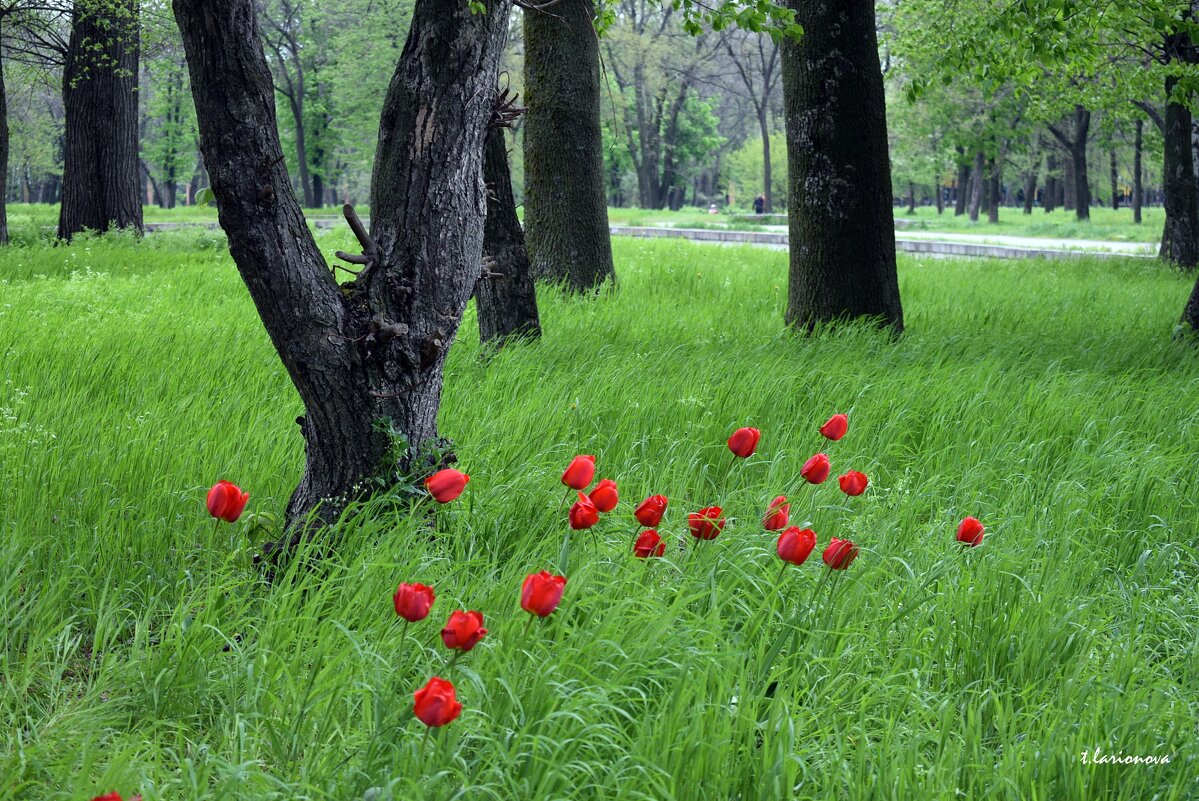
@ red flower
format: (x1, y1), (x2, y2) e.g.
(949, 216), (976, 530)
(589, 479), (619, 513)
(957, 516), (985, 547)
(206, 480), (249, 523)
(727, 426), (761, 458)
(819, 413), (848, 441)
(688, 506), (726, 540)
(822, 537), (859, 570)
(440, 610), (488, 651)
(569, 492), (600, 530)
(800, 453), (831, 484)
(521, 570), (567, 616)
(92, 795), (123, 801)
(634, 494), (668, 527)
(425, 468), (470, 503)
(763, 495), (790, 531)
(633, 529), (666, 558)
(777, 526), (816, 566)
(561, 455), (596, 490)
(393, 582), (435, 622)
(838, 471), (868, 497)
(413, 676), (463, 727)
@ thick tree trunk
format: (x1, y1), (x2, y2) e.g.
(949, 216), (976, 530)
(58, 0), (143, 240)
(523, 0), (615, 291)
(954, 147), (969, 216)
(175, 0), (513, 533)
(0, 34), (8, 246)
(1160, 76), (1199, 268)
(968, 151), (983, 222)
(1183, 273), (1199, 334)
(780, 0), (902, 332)
(477, 125), (541, 347)
(1071, 110), (1091, 221)
(312, 173), (324, 210)
(1134, 118), (1143, 224)
(986, 156), (999, 223)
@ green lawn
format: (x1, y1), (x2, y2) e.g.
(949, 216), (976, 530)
(1, 232), (1197, 800)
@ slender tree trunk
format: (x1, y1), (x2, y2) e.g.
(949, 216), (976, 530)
(1063, 149), (1075, 212)
(781, 0), (903, 332)
(312, 173), (324, 209)
(906, 181), (915, 214)
(523, 0), (615, 291)
(986, 156), (999, 223)
(968, 151), (983, 222)
(0, 31), (8, 246)
(934, 174), (944, 214)
(760, 107), (772, 212)
(58, 0), (143, 240)
(1134, 118), (1143, 224)
(477, 125), (540, 347)
(1023, 154), (1039, 215)
(954, 146), (969, 216)
(1160, 75), (1199, 267)
(1109, 149), (1119, 210)
(175, 0), (513, 533)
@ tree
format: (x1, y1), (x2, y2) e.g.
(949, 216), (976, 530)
(722, 28), (779, 211)
(142, 47), (196, 208)
(58, 0), (142, 240)
(1046, 104), (1092, 221)
(780, 0), (903, 332)
(522, 0), (615, 291)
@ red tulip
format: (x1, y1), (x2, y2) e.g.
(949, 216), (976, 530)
(92, 795), (123, 801)
(800, 453), (831, 484)
(727, 426), (761, 458)
(425, 468), (469, 503)
(206, 480), (249, 523)
(838, 471), (868, 497)
(589, 479), (619, 513)
(633, 529), (666, 558)
(413, 676), (463, 727)
(393, 582), (435, 622)
(634, 494), (668, 527)
(569, 492), (600, 530)
(521, 570), (567, 616)
(777, 526), (816, 566)
(688, 506), (726, 540)
(561, 455), (596, 490)
(819, 413), (848, 441)
(440, 610), (488, 651)
(957, 516), (985, 547)
(763, 495), (790, 531)
(822, 537), (859, 570)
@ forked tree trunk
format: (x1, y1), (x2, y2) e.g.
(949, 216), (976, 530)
(174, 0), (513, 533)
(59, 0), (143, 240)
(1048, 105), (1092, 221)
(780, 0), (903, 332)
(523, 0), (615, 291)
(1133, 118), (1143, 224)
(1159, 76), (1199, 268)
(477, 125), (541, 347)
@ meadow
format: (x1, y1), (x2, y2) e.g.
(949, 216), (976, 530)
(1, 227), (1197, 800)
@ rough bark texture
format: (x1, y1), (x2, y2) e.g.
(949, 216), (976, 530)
(523, 0), (615, 292)
(1133, 118), (1143, 224)
(1183, 272), (1199, 333)
(477, 125), (541, 347)
(0, 32), (8, 246)
(174, 0), (512, 532)
(59, 0), (143, 240)
(780, 0), (902, 333)
(1160, 76), (1199, 268)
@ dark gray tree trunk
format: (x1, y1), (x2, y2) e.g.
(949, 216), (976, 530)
(1109, 149), (1119, 210)
(906, 181), (915, 214)
(477, 125), (541, 347)
(1049, 106), (1091, 220)
(968, 151), (983, 222)
(986, 156), (999, 223)
(1062, 147), (1075, 211)
(1159, 76), (1199, 267)
(1023, 149), (1039, 215)
(1183, 273), (1199, 333)
(934, 174), (943, 214)
(760, 107), (773, 212)
(523, 0), (615, 292)
(954, 146), (969, 216)
(0, 28), (8, 246)
(59, 0), (143, 240)
(1044, 153), (1058, 213)
(1134, 118), (1143, 224)
(780, 0), (902, 332)
(174, 0), (513, 533)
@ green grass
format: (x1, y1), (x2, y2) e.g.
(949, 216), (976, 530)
(1, 232), (1197, 800)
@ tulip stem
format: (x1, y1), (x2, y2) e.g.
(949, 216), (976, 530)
(558, 487), (572, 513)
(776, 562), (789, 584)
(419, 726), (432, 762)
(213, 517), (221, 541)
(443, 650), (463, 672)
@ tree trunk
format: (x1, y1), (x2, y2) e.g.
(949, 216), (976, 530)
(780, 0), (903, 333)
(968, 151), (983, 222)
(934, 174), (943, 214)
(1160, 75), (1199, 268)
(906, 181), (915, 214)
(312, 173), (324, 210)
(986, 156), (999, 224)
(1063, 149), (1075, 211)
(58, 0), (143, 240)
(1071, 108), (1091, 221)
(477, 125), (541, 347)
(175, 0), (513, 533)
(1044, 154), (1058, 214)
(1183, 273), (1199, 334)
(1134, 118), (1143, 224)
(1023, 152), (1039, 215)
(760, 106), (773, 213)
(523, 0), (615, 291)
(954, 147), (969, 216)
(0, 31), (8, 246)
(1109, 149), (1119, 210)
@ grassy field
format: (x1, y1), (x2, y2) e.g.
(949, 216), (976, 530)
(1, 231), (1197, 800)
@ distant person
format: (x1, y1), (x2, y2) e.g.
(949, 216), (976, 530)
(753, 194), (765, 215)
(708, 203), (719, 215)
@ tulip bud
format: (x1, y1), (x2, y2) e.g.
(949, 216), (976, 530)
(633, 529), (666, 558)
(688, 506), (726, 540)
(569, 492), (600, 530)
(561, 455), (596, 490)
(763, 495), (790, 531)
(777, 526), (816, 566)
(634, 494), (668, 527)
(425, 468), (469, 503)
(727, 426), (761, 458)
(822, 537), (859, 570)
(413, 676), (463, 727)
(957, 516), (985, 547)
(800, 453), (831, 484)
(589, 479), (619, 513)
(206, 480), (249, 523)
(838, 471), (868, 497)
(819, 413), (848, 441)
(440, 610), (488, 651)
(521, 570), (567, 617)
(393, 582), (435, 622)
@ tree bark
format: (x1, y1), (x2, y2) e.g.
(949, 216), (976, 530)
(1047, 106), (1090, 221)
(760, 106), (773, 212)
(58, 0), (143, 240)
(477, 125), (541, 347)
(968, 151), (983, 222)
(0, 27), (8, 246)
(175, 0), (513, 533)
(523, 0), (615, 291)
(1044, 153), (1058, 214)
(954, 147), (969, 216)
(1109, 149), (1119, 210)
(1160, 75), (1199, 268)
(1133, 118), (1143, 224)
(934, 173), (943, 214)
(1062, 146), (1075, 211)
(986, 156), (999, 223)
(780, 0), (903, 333)
(906, 181), (915, 214)
(1023, 149), (1039, 215)
(1183, 272), (1199, 334)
